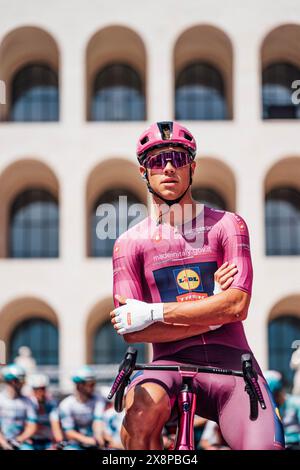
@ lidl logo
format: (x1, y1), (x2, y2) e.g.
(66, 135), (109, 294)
(176, 268), (200, 291)
(153, 262), (217, 302)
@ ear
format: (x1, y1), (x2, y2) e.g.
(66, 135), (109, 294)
(139, 166), (147, 179)
(191, 161), (196, 176)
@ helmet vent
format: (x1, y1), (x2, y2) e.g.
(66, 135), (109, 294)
(157, 121), (173, 140)
(182, 131), (192, 141)
(140, 136), (149, 145)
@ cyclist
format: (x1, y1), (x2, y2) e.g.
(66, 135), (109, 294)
(0, 364), (37, 450)
(28, 374), (63, 450)
(265, 370), (300, 449)
(110, 121), (285, 450)
(58, 366), (110, 450)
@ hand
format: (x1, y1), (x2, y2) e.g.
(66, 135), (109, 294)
(0, 439), (13, 450)
(95, 431), (113, 449)
(214, 261), (238, 294)
(111, 295), (164, 335)
(81, 436), (97, 447)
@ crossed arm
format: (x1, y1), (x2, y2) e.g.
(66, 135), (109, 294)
(111, 262), (250, 343)
(123, 287), (250, 343)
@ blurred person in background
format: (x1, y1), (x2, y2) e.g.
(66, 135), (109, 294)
(265, 370), (300, 449)
(290, 347), (300, 396)
(200, 420), (230, 450)
(0, 364), (37, 450)
(58, 366), (111, 450)
(28, 374), (63, 450)
(101, 387), (124, 450)
(194, 415), (208, 449)
(14, 346), (37, 376)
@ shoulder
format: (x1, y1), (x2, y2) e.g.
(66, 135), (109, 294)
(21, 395), (35, 407)
(59, 395), (74, 410)
(113, 216), (152, 258)
(208, 207), (249, 236)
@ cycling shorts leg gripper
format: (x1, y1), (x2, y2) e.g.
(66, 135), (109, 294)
(216, 374), (285, 450)
(126, 360), (186, 411)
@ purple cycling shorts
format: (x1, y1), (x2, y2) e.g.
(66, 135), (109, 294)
(126, 355), (285, 450)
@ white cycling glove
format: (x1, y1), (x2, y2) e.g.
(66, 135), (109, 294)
(113, 299), (164, 335)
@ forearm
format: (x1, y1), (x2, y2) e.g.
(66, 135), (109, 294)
(17, 423), (37, 442)
(51, 420), (64, 442)
(124, 321), (211, 344)
(0, 432), (8, 445)
(65, 429), (92, 444)
(162, 289), (250, 326)
(93, 420), (110, 445)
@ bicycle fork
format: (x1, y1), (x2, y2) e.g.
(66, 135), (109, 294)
(175, 375), (197, 450)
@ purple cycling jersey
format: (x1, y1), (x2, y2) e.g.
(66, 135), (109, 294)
(113, 205), (254, 365)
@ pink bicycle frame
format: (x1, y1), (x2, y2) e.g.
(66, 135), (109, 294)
(175, 370), (197, 450)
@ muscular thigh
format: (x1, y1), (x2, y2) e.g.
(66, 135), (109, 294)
(217, 375), (285, 450)
(125, 360), (185, 415)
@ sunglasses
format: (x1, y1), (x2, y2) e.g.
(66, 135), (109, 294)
(144, 151), (193, 170)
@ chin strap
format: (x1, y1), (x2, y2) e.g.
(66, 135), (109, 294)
(144, 166), (193, 225)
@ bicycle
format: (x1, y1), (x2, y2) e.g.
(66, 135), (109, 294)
(108, 347), (267, 450)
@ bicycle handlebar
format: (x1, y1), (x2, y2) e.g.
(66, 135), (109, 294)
(108, 348), (267, 420)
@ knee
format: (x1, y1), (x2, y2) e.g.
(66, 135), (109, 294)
(124, 383), (171, 438)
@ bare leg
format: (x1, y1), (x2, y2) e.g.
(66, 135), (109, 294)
(121, 382), (172, 450)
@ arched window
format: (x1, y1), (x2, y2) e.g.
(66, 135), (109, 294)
(175, 62), (227, 120)
(93, 321), (146, 364)
(10, 63), (59, 121)
(192, 187), (227, 210)
(9, 318), (59, 365)
(91, 63), (145, 121)
(268, 316), (300, 388)
(91, 188), (142, 257)
(10, 188), (59, 258)
(262, 62), (300, 119)
(265, 187), (300, 255)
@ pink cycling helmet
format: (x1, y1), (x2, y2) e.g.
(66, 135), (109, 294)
(137, 121), (197, 164)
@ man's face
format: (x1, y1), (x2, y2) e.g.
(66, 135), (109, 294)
(77, 381), (95, 398)
(33, 387), (47, 402)
(140, 145), (196, 201)
(7, 379), (24, 393)
(274, 389), (286, 406)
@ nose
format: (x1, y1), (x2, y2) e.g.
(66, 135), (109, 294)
(163, 161), (176, 173)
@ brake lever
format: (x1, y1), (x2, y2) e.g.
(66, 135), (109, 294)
(107, 347), (137, 400)
(242, 354), (266, 414)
